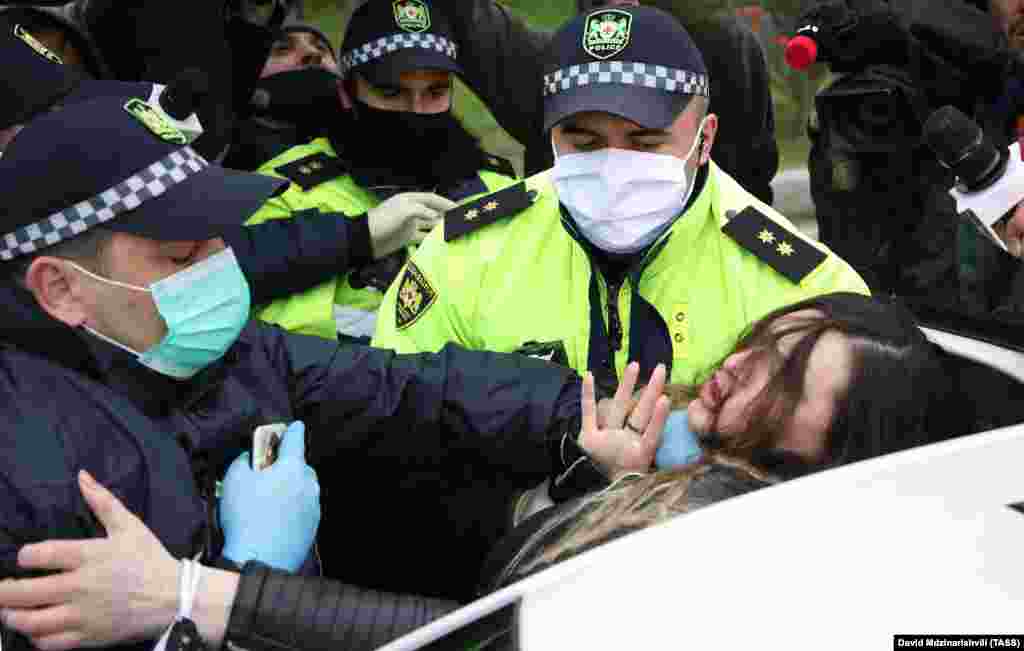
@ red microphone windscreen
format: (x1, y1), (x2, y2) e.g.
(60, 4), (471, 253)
(784, 35), (818, 70)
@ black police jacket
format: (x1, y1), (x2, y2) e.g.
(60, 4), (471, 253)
(225, 206), (374, 307)
(0, 279), (585, 651)
(436, 0), (778, 204)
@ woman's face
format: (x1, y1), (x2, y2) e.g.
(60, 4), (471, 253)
(686, 310), (854, 462)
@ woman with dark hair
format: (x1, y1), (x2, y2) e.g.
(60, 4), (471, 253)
(0, 294), (954, 651)
(688, 290), (948, 470)
(484, 292), (957, 596)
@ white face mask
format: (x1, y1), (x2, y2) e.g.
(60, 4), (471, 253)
(551, 117), (706, 254)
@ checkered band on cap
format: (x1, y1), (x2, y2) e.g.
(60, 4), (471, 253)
(543, 61), (709, 98)
(1, 147), (208, 261)
(339, 32), (458, 76)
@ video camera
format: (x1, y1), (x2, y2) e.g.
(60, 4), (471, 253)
(794, 0), (1017, 188)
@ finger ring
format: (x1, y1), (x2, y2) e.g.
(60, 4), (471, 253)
(625, 421), (643, 434)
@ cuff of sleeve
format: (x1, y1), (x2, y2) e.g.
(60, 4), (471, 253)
(210, 555), (241, 572)
(549, 430), (609, 502)
(224, 561), (271, 644)
(348, 213), (374, 269)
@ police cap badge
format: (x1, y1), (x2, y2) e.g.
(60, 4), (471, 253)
(13, 23), (62, 64)
(393, 0), (430, 33)
(582, 10), (632, 60)
(124, 98), (187, 145)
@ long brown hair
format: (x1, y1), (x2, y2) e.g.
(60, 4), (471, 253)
(664, 293), (952, 466)
(514, 293), (952, 580)
(518, 453), (774, 577)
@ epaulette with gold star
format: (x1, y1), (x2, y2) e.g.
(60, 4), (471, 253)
(274, 153), (348, 191)
(722, 207), (826, 284)
(444, 182), (534, 242)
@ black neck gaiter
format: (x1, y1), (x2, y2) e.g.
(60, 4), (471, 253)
(331, 99), (485, 190)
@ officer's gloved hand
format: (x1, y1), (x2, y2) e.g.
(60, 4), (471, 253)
(366, 192), (456, 258)
(220, 421), (321, 572)
(655, 410), (703, 470)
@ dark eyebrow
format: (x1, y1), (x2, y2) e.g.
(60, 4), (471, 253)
(629, 129), (671, 138)
(371, 82), (402, 94)
(560, 124), (600, 136)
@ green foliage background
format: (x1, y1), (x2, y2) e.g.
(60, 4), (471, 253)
(303, 0), (819, 171)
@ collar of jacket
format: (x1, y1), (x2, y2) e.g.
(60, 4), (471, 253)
(0, 280), (249, 415)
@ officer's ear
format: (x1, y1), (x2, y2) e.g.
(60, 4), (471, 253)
(697, 113), (718, 166)
(338, 77), (355, 110)
(24, 257), (92, 328)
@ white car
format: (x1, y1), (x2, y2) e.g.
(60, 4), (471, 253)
(382, 314), (1024, 651)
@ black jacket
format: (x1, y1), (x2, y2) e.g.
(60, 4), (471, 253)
(438, 0), (778, 204)
(398, 462), (777, 651)
(0, 278), (589, 651)
(225, 208), (374, 307)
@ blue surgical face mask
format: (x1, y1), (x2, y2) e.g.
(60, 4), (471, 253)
(70, 247), (251, 379)
(655, 409), (703, 469)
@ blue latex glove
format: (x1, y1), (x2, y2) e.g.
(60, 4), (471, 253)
(655, 409), (703, 470)
(220, 421), (321, 572)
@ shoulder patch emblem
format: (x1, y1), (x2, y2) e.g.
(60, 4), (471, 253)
(722, 207), (826, 284)
(393, 0), (430, 33)
(274, 153), (348, 191)
(123, 98), (187, 145)
(515, 341), (569, 366)
(13, 24), (63, 64)
(583, 10), (632, 60)
(395, 261), (437, 330)
(444, 182), (534, 242)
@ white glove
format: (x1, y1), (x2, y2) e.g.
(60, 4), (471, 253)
(366, 192), (457, 258)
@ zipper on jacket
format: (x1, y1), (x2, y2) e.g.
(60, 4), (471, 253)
(606, 279), (624, 353)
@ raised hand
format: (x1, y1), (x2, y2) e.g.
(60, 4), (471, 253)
(579, 362), (670, 477)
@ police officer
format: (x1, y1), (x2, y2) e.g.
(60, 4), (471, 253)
(0, 3), (111, 79)
(433, 0), (779, 204)
(0, 94), (662, 651)
(0, 14), (447, 318)
(222, 15), (345, 171)
(374, 6), (868, 393)
(0, 11), (78, 155)
(247, 0), (521, 341)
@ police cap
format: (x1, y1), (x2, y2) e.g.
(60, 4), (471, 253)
(0, 96), (286, 262)
(0, 5), (112, 80)
(542, 6), (709, 132)
(0, 12), (80, 130)
(339, 0), (461, 87)
(575, 0), (641, 13)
